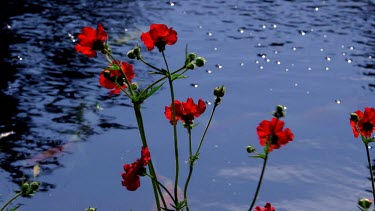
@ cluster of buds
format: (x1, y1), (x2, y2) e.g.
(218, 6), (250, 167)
(21, 181), (39, 196)
(185, 53), (206, 70)
(214, 85), (226, 105)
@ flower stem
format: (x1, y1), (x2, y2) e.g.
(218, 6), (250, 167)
(133, 103), (166, 210)
(184, 102), (219, 211)
(0, 192), (23, 211)
(364, 142), (375, 204)
(249, 151), (269, 211)
(162, 50), (180, 206)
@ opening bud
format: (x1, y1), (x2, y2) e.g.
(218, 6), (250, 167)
(195, 57), (206, 67)
(246, 145), (256, 154)
(358, 198), (372, 209)
(127, 49), (136, 59)
(273, 105), (285, 118)
(30, 181), (40, 191)
(186, 63), (195, 70)
(188, 53), (196, 60)
(214, 85), (226, 98)
(130, 82), (139, 90)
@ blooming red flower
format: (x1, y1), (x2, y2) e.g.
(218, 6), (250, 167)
(350, 107), (375, 138)
(164, 98), (206, 125)
(257, 118), (294, 152)
(254, 202), (275, 211)
(121, 147), (150, 191)
(140, 24), (177, 51)
(99, 60), (135, 95)
(75, 23), (108, 58)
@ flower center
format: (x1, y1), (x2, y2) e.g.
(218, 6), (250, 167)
(363, 122), (374, 132)
(92, 40), (104, 51)
(270, 134), (278, 145)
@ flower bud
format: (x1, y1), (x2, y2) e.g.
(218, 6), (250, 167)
(246, 145), (256, 153)
(350, 113), (359, 122)
(127, 49), (136, 59)
(273, 105), (285, 118)
(186, 63), (195, 70)
(133, 46), (141, 59)
(21, 182), (30, 193)
(358, 198), (372, 209)
(195, 57), (206, 67)
(214, 85), (226, 98)
(85, 208), (97, 211)
(188, 53), (196, 60)
(130, 82), (138, 90)
(30, 181), (40, 192)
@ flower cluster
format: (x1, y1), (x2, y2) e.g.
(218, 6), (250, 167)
(256, 117), (294, 152)
(254, 203), (275, 211)
(164, 98), (206, 126)
(350, 107), (375, 138)
(121, 147), (151, 191)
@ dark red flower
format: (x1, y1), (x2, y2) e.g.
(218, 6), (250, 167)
(75, 23), (108, 58)
(257, 118), (294, 152)
(99, 60), (135, 95)
(254, 202), (275, 211)
(121, 147), (150, 191)
(140, 24), (177, 51)
(350, 107), (375, 138)
(164, 98), (206, 125)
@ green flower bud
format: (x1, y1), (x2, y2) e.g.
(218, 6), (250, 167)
(85, 208), (97, 211)
(358, 198), (372, 209)
(186, 63), (195, 70)
(133, 46), (141, 59)
(350, 113), (359, 122)
(188, 53), (196, 60)
(127, 49), (136, 59)
(30, 181), (40, 192)
(21, 182), (30, 194)
(195, 57), (206, 67)
(130, 82), (138, 90)
(273, 105), (285, 118)
(246, 145), (256, 154)
(214, 85), (226, 98)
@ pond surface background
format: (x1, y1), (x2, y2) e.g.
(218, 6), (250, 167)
(1, 0), (375, 210)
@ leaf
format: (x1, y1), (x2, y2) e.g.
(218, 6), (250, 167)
(143, 82), (165, 100)
(171, 74), (187, 81)
(249, 154), (265, 159)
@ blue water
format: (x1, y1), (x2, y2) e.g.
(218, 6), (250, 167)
(1, 0), (375, 210)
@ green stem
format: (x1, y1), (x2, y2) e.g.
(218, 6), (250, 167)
(139, 56), (163, 72)
(184, 102), (220, 211)
(249, 151), (269, 211)
(133, 104), (166, 210)
(195, 103), (218, 154)
(183, 127), (193, 211)
(146, 173), (176, 205)
(162, 50), (180, 206)
(364, 142), (375, 204)
(0, 192), (23, 211)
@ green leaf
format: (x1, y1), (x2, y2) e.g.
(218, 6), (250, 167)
(249, 154), (265, 159)
(171, 74), (187, 81)
(141, 82), (165, 101)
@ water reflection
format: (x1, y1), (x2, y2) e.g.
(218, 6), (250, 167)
(0, 0), (375, 210)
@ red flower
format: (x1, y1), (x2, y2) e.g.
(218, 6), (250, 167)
(121, 147), (150, 191)
(75, 23), (108, 58)
(140, 24), (177, 52)
(350, 107), (375, 138)
(254, 202), (275, 211)
(257, 118), (294, 152)
(99, 60), (135, 95)
(164, 98), (206, 125)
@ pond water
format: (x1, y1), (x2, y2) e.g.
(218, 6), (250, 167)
(1, 0), (375, 210)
